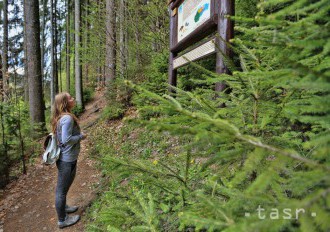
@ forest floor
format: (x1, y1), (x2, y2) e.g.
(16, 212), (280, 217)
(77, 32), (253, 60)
(0, 89), (107, 232)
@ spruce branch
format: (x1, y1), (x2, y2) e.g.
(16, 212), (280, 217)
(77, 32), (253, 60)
(158, 161), (190, 190)
(160, 96), (329, 171)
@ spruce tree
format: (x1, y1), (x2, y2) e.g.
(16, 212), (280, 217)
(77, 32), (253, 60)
(87, 0), (330, 231)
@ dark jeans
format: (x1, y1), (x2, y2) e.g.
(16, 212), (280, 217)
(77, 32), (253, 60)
(55, 159), (77, 222)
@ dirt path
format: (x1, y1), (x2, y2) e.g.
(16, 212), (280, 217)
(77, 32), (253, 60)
(0, 90), (107, 232)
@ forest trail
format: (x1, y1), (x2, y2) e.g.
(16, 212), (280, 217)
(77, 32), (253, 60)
(0, 90), (107, 232)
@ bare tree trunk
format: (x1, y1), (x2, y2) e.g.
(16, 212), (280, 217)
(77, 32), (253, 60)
(105, 0), (116, 85)
(2, 0), (9, 101)
(215, 0), (234, 95)
(23, 0), (29, 103)
(97, 0), (102, 88)
(124, 0), (128, 72)
(84, 0), (89, 83)
(66, 0), (71, 93)
(0, 55), (2, 90)
(40, 0), (47, 96)
(59, 39), (63, 92)
(50, 0), (56, 108)
(75, 0), (83, 108)
(71, 0), (75, 86)
(0, 16), (9, 182)
(119, 0), (125, 77)
(0, 103), (10, 185)
(134, 2), (141, 67)
(54, 0), (59, 94)
(58, 0), (63, 93)
(25, 0), (46, 132)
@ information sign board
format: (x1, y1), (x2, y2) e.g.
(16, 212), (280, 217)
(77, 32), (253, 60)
(168, 0), (234, 93)
(170, 0), (217, 53)
(177, 0), (211, 43)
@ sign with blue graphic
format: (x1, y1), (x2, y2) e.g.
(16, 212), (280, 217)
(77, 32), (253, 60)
(177, 0), (211, 42)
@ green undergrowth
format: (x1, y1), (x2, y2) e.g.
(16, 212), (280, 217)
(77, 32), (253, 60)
(86, 117), (189, 231)
(101, 80), (133, 121)
(85, 0), (330, 231)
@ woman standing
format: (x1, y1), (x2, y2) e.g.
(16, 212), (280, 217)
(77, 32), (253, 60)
(51, 92), (86, 229)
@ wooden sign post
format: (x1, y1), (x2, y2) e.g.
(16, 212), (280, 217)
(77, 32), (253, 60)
(168, 2), (177, 93)
(168, 0), (234, 93)
(216, 0), (234, 92)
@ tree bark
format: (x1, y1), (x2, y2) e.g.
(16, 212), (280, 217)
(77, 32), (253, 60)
(57, 0), (63, 92)
(59, 36), (63, 93)
(119, 0), (125, 77)
(71, 0), (75, 85)
(66, 0), (71, 93)
(0, 7), (9, 182)
(97, 0), (102, 87)
(124, 0), (128, 69)
(50, 0), (56, 108)
(23, 0), (29, 103)
(105, 0), (116, 85)
(83, 0), (90, 83)
(2, 0), (9, 101)
(168, 3), (177, 93)
(75, 0), (83, 107)
(54, 0), (59, 94)
(25, 0), (46, 131)
(0, 103), (10, 185)
(40, 0), (47, 99)
(215, 0), (234, 93)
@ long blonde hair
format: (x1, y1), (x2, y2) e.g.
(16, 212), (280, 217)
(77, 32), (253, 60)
(51, 92), (79, 133)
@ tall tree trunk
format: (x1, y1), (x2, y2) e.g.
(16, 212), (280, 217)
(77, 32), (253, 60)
(75, 0), (83, 107)
(40, 0), (47, 97)
(50, 0), (56, 108)
(0, 103), (10, 185)
(25, 0), (46, 132)
(0, 54), (2, 90)
(66, 0), (71, 93)
(71, 0), (75, 86)
(105, 0), (116, 85)
(54, 0), (59, 94)
(59, 38), (63, 92)
(0, 7), (9, 183)
(124, 0), (128, 71)
(23, 0), (29, 103)
(58, 0), (62, 92)
(119, 0), (125, 77)
(2, 0), (9, 101)
(83, 0), (89, 83)
(97, 0), (102, 88)
(134, 2), (141, 67)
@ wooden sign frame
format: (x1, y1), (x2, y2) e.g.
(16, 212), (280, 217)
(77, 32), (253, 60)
(170, 0), (219, 53)
(168, 0), (235, 93)
(173, 38), (216, 70)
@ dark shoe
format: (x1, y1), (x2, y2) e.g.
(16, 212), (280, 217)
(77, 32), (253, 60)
(58, 215), (80, 229)
(65, 205), (79, 213)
